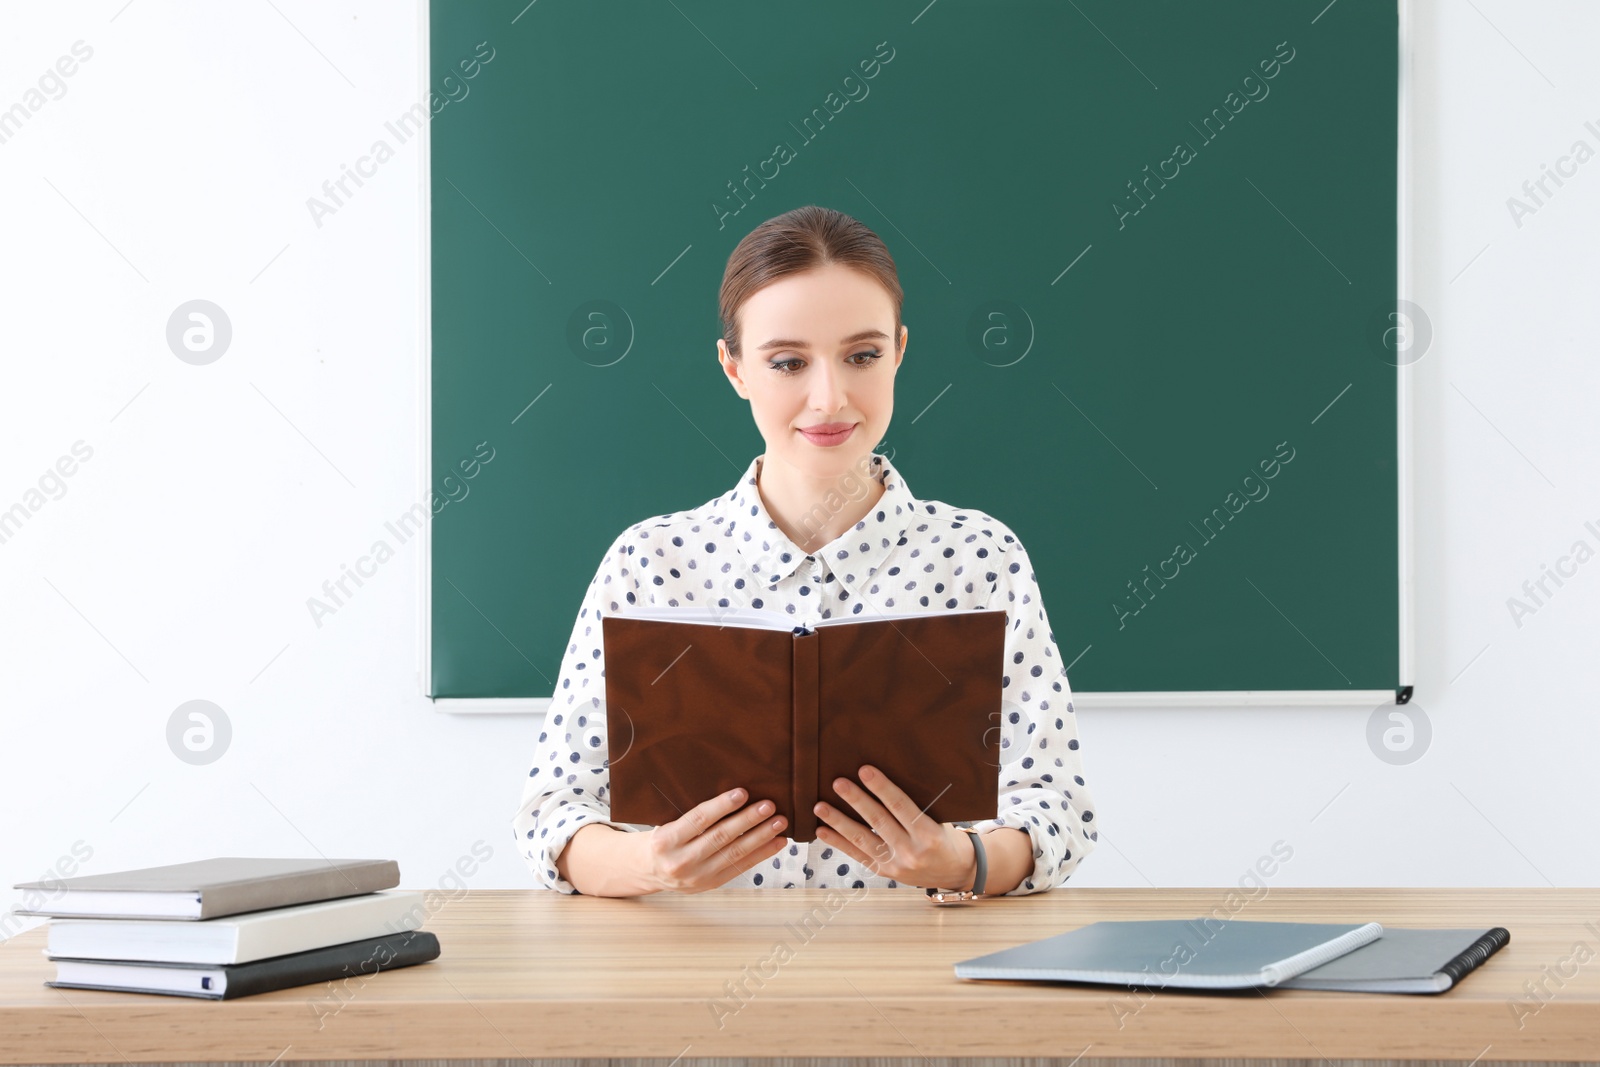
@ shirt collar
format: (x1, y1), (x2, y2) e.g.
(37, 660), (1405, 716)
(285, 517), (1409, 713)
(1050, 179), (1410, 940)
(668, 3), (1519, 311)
(723, 451), (915, 588)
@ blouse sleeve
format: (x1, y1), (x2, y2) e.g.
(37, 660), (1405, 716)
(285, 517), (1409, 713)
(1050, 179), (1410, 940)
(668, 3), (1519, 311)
(970, 526), (1098, 894)
(510, 529), (646, 893)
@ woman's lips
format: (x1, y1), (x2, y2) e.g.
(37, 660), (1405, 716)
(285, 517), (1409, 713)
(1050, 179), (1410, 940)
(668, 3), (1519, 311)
(798, 423), (856, 447)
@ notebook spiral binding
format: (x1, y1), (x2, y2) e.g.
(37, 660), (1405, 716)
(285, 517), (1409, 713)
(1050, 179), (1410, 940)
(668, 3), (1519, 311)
(1261, 922), (1384, 987)
(1437, 927), (1511, 987)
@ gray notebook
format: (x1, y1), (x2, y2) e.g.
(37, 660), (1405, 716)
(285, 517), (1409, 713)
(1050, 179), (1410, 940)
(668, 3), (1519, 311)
(12, 857), (399, 920)
(954, 918), (1382, 990)
(1277, 926), (1510, 993)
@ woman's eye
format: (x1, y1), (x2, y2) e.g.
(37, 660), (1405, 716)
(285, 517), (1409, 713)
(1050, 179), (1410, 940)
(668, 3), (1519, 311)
(768, 349), (882, 376)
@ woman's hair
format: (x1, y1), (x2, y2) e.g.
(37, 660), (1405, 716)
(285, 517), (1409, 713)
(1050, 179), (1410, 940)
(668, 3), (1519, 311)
(718, 205), (903, 361)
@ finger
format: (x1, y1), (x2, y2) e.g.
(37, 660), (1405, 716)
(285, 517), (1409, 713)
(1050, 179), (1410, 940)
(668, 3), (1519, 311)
(699, 799), (782, 864)
(816, 824), (879, 869)
(816, 805), (895, 869)
(660, 787), (751, 849)
(707, 812), (788, 881)
(813, 799), (867, 838)
(830, 776), (892, 828)
(830, 776), (910, 851)
(708, 832), (788, 889)
(857, 765), (933, 833)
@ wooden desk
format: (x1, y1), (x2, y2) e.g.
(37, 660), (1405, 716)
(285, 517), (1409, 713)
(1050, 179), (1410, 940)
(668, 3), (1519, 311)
(1, 888), (1595, 1065)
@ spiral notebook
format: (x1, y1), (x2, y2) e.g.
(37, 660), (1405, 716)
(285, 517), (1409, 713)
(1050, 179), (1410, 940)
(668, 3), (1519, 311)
(954, 918), (1384, 990)
(1277, 926), (1510, 993)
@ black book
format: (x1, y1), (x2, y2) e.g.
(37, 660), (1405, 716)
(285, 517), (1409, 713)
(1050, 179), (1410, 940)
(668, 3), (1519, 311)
(44, 930), (440, 1000)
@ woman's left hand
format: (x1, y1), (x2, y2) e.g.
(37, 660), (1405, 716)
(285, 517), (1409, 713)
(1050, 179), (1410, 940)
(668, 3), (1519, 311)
(813, 764), (977, 889)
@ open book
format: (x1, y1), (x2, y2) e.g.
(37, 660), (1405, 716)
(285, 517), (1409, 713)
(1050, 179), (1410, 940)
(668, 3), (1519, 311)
(601, 606), (1009, 841)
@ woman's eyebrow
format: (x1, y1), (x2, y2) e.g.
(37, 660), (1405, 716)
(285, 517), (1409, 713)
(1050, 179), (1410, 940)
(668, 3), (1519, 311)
(756, 329), (890, 352)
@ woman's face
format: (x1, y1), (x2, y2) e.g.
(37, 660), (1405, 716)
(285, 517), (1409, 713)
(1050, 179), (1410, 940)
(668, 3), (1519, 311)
(718, 262), (905, 478)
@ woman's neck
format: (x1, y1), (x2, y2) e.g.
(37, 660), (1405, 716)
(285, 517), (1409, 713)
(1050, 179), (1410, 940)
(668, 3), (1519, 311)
(755, 453), (886, 555)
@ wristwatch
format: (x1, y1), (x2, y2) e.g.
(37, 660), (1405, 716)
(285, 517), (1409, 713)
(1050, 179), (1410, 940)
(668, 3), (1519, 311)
(925, 823), (987, 904)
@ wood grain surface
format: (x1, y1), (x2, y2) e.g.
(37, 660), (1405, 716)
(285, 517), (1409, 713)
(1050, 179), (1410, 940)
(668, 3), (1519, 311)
(1, 888), (1596, 1064)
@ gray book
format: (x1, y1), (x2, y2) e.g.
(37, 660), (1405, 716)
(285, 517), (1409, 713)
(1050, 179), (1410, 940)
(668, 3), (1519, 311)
(1277, 926), (1510, 993)
(12, 857), (399, 921)
(954, 918), (1382, 990)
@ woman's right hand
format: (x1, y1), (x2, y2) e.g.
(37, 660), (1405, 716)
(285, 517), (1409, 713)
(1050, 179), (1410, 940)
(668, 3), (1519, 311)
(641, 787), (789, 894)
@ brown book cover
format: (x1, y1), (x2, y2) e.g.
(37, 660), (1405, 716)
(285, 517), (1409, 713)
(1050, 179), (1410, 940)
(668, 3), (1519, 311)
(602, 607), (1008, 840)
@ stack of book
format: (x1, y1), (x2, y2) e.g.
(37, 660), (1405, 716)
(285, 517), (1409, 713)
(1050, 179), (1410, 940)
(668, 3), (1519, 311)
(11, 857), (440, 1000)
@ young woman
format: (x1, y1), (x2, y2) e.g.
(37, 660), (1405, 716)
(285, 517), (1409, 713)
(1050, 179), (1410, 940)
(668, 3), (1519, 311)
(512, 205), (1097, 898)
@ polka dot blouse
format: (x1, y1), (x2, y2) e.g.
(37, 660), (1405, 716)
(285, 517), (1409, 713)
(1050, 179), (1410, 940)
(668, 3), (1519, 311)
(511, 450), (1098, 895)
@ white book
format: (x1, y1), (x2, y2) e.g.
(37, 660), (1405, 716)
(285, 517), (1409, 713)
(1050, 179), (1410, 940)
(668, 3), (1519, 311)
(41, 890), (426, 965)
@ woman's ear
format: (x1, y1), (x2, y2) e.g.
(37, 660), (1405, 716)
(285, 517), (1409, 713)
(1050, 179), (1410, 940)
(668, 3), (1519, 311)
(718, 339), (749, 399)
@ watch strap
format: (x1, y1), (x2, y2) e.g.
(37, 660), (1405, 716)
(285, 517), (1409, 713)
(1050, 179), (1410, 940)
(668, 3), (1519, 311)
(926, 824), (986, 904)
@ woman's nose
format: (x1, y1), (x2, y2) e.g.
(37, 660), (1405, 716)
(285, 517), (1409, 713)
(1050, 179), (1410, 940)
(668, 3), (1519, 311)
(809, 360), (848, 410)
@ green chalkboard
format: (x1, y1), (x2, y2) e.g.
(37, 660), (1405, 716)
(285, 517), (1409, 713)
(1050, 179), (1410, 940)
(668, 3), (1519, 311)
(428, 0), (1401, 700)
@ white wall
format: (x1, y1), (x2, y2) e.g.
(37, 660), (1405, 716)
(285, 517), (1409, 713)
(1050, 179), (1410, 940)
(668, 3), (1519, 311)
(3, 1), (1598, 935)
